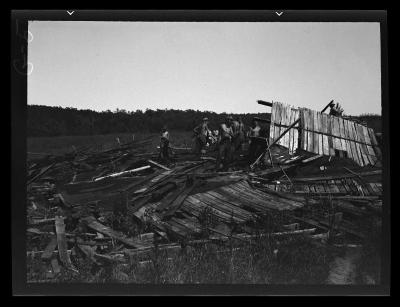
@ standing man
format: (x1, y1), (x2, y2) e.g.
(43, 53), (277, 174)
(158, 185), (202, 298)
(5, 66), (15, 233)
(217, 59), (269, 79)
(216, 115), (234, 171)
(247, 119), (262, 164)
(193, 117), (210, 156)
(232, 116), (245, 151)
(159, 126), (170, 162)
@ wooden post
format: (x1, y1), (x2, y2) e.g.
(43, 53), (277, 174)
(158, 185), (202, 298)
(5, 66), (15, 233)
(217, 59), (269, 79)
(55, 216), (72, 267)
(257, 100), (273, 107)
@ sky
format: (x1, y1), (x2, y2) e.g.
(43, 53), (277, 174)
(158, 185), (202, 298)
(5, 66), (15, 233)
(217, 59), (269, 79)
(28, 21), (382, 116)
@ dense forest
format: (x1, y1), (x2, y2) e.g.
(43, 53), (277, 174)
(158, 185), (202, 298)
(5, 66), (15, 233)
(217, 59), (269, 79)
(27, 105), (381, 137)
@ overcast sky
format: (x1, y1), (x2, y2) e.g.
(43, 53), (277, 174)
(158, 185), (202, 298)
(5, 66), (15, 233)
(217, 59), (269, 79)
(28, 21), (381, 115)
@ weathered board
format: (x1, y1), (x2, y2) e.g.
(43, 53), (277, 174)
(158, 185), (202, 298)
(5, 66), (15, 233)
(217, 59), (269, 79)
(269, 102), (300, 154)
(267, 102), (381, 166)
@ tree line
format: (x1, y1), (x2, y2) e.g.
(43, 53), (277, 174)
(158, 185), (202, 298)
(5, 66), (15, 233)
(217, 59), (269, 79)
(27, 105), (273, 137)
(28, 105), (381, 137)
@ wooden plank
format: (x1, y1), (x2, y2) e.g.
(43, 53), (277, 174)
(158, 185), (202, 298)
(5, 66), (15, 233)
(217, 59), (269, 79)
(200, 190), (253, 218)
(163, 182), (199, 217)
(195, 193), (252, 221)
(321, 113), (329, 155)
(293, 109), (300, 153)
(345, 178), (359, 195)
(184, 196), (242, 222)
(269, 102), (276, 143)
(346, 120), (361, 166)
(213, 187), (269, 213)
(333, 116), (341, 151)
(81, 216), (149, 249)
(330, 116), (337, 152)
(308, 109), (314, 153)
(318, 113), (323, 155)
(327, 115), (334, 155)
(342, 119), (354, 161)
(353, 123), (368, 166)
(349, 122), (363, 166)
(288, 107), (294, 154)
(221, 185), (293, 211)
(169, 218), (202, 235)
(368, 127), (382, 157)
(41, 236), (58, 260)
(315, 184), (325, 194)
(338, 117), (347, 153)
(148, 160), (171, 171)
(236, 181), (304, 207)
(314, 111), (319, 154)
(282, 103), (289, 147)
(281, 104), (288, 148)
(301, 109), (307, 151)
(363, 126), (377, 165)
(285, 104), (291, 148)
(335, 180), (347, 194)
(55, 216), (73, 267)
(313, 110), (319, 154)
(207, 190), (256, 213)
(309, 185), (317, 193)
(368, 183), (380, 195)
(339, 118), (349, 156)
(328, 182), (341, 194)
(336, 116), (344, 152)
(274, 103), (283, 144)
(356, 124), (372, 165)
(339, 179), (351, 195)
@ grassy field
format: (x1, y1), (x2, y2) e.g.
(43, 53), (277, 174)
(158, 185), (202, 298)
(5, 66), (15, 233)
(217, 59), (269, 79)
(27, 235), (335, 284)
(27, 131), (195, 157)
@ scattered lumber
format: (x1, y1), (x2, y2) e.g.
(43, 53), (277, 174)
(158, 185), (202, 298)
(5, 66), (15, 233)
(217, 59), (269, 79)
(26, 122), (382, 280)
(81, 216), (150, 249)
(163, 181), (200, 217)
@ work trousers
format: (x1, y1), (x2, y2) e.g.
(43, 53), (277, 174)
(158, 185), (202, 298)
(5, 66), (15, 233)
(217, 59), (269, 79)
(233, 132), (245, 151)
(160, 140), (170, 161)
(248, 138), (264, 164)
(216, 139), (233, 171)
(194, 135), (207, 155)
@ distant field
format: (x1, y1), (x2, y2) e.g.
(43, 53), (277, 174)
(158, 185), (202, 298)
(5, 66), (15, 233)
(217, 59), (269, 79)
(27, 131), (194, 156)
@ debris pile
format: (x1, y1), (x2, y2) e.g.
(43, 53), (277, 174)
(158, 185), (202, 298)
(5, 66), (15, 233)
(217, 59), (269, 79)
(26, 101), (382, 280)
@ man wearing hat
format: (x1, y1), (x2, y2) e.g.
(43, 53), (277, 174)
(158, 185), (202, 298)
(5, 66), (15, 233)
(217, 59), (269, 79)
(216, 115), (234, 171)
(193, 117), (210, 155)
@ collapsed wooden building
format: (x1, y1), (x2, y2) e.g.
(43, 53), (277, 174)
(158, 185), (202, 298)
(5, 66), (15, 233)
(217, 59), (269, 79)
(26, 99), (383, 280)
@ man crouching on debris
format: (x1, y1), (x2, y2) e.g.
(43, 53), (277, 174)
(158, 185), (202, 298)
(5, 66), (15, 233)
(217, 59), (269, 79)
(216, 115), (234, 171)
(193, 117), (210, 156)
(159, 126), (170, 162)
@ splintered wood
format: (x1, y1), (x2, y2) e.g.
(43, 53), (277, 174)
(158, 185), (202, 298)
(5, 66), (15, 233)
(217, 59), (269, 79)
(268, 101), (381, 166)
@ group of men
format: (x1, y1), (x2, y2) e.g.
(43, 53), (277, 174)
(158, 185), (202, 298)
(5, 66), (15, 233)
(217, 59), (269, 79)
(193, 116), (265, 171)
(159, 115), (266, 170)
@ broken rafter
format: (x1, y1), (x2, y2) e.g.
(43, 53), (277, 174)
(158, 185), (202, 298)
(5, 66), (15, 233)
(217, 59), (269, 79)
(148, 159), (171, 171)
(94, 165), (151, 181)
